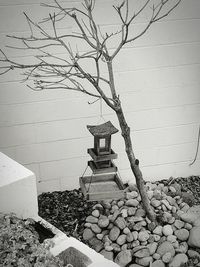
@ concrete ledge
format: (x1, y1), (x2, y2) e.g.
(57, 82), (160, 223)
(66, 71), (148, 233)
(0, 152), (38, 219)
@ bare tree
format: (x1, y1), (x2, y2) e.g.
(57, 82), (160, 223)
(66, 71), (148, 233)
(0, 0), (181, 221)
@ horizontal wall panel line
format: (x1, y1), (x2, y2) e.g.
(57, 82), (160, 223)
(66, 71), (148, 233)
(0, 122), (199, 149)
(0, 102), (199, 128)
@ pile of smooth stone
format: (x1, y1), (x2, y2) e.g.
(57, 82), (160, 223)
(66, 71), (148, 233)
(82, 180), (200, 267)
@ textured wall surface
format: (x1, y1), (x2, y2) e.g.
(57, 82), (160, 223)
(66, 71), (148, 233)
(0, 0), (200, 194)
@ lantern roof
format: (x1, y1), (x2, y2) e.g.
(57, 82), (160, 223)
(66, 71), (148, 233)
(87, 121), (118, 137)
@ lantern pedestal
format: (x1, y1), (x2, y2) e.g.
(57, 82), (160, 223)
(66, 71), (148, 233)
(88, 160), (117, 174)
(79, 173), (124, 201)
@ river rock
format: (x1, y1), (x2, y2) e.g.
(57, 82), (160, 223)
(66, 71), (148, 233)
(115, 217), (126, 229)
(115, 250), (132, 267)
(83, 228), (94, 241)
(92, 209), (100, 218)
(152, 260), (165, 267)
(187, 249), (200, 258)
(162, 252), (172, 263)
(89, 237), (104, 252)
(126, 191), (139, 199)
(157, 241), (175, 257)
(134, 247), (150, 258)
(98, 215), (109, 228)
(126, 199), (139, 207)
(132, 231), (139, 240)
(163, 225), (173, 236)
(127, 207), (137, 216)
(100, 250), (114, 261)
(176, 241), (188, 254)
(136, 256), (153, 267)
(147, 242), (158, 255)
(117, 234), (127, 246)
(126, 232), (134, 242)
(91, 224), (101, 234)
(188, 226), (200, 248)
(174, 219), (184, 229)
(135, 208), (146, 217)
(86, 215), (98, 224)
(129, 264), (143, 267)
(153, 225), (163, 236)
(151, 199), (161, 208)
(167, 235), (177, 243)
(138, 231), (150, 242)
(174, 229), (189, 241)
(109, 226), (120, 241)
(168, 253), (188, 267)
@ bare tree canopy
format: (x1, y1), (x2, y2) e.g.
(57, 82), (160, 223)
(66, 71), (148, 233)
(0, 0), (182, 222)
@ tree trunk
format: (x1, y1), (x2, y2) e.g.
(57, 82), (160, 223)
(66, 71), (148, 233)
(115, 105), (156, 222)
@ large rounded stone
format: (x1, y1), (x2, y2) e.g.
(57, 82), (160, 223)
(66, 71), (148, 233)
(156, 241), (175, 257)
(133, 247), (150, 258)
(88, 237), (104, 252)
(100, 249), (114, 261)
(115, 250), (132, 267)
(174, 229), (189, 241)
(162, 252), (172, 263)
(188, 226), (200, 248)
(116, 234), (127, 245)
(168, 253), (188, 267)
(147, 242), (158, 255)
(98, 215), (109, 228)
(109, 226), (120, 241)
(174, 219), (184, 229)
(153, 225), (163, 236)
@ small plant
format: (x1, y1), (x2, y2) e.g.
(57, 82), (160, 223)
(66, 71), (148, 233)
(0, 213), (64, 267)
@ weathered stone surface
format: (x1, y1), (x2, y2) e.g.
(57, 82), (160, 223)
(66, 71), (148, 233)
(117, 234), (127, 246)
(174, 229), (189, 241)
(127, 207), (137, 216)
(167, 235), (177, 243)
(151, 199), (161, 208)
(163, 225), (173, 236)
(168, 253), (188, 267)
(88, 237), (104, 252)
(109, 226), (120, 241)
(187, 249), (200, 258)
(115, 250), (132, 267)
(100, 249), (114, 261)
(126, 232), (134, 242)
(86, 215), (98, 224)
(132, 221), (144, 231)
(90, 224), (101, 234)
(134, 247), (150, 258)
(156, 241), (175, 257)
(153, 226), (163, 236)
(138, 230), (150, 242)
(147, 242), (158, 255)
(98, 215), (109, 228)
(92, 209), (100, 218)
(132, 231), (139, 241)
(174, 219), (184, 229)
(151, 260), (165, 267)
(136, 256), (153, 267)
(126, 191), (139, 199)
(83, 228), (94, 241)
(188, 226), (200, 248)
(123, 227), (130, 234)
(162, 252), (172, 263)
(126, 199), (139, 207)
(176, 241), (188, 254)
(153, 253), (161, 260)
(135, 208), (146, 217)
(114, 216), (126, 230)
(121, 209), (128, 218)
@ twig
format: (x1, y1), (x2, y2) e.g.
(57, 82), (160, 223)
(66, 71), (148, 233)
(189, 125), (200, 166)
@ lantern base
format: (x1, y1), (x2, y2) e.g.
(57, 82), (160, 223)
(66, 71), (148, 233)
(88, 160), (117, 174)
(79, 173), (124, 201)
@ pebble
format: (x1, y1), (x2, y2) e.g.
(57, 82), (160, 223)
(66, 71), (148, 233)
(91, 224), (101, 234)
(163, 225), (173, 236)
(123, 227), (130, 234)
(174, 219), (184, 229)
(114, 250), (132, 267)
(121, 209), (128, 218)
(126, 232), (134, 242)
(161, 199), (172, 210)
(188, 226), (200, 248)
(109, 226), (120, 241)
(167, 235), (177, 243)
(174, 229), (189, 241)
(126, 199), (139, 207)
(135, 208), (146, 217)
(153, 225), (163, 236)
(86, 215), (98, 224)
(117, 200), (124, 207)
(83, 228), (94, 240)
(157, 241), (175, 257)
(117, 234), (127, 245)
(92, 209), (100, 218)
(168, 253), (188, 267)
(138, 230), (150, 242)
(134, 247), (150, 258)
(176, 241), (188, 254)
(100, 250), (114, 261)
(115, 216), (126, 229)
(126, 191), (139, 199)
(127, 207), (137, 216)
(152, 260), (165, 267)
(153, 253), (161, 260)
(162, 252), (172, 263)
(147, 242), (158, 255)
(151, 199), (161, 208)
(132, 231), (139, 241)
(136, 256), (153, 267)
(98, 215), (109, 228)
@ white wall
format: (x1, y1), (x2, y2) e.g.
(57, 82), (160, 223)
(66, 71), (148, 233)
(0, 0), (200, 194)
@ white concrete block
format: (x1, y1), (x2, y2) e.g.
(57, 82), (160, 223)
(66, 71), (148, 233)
(0, 152), (38, 219)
